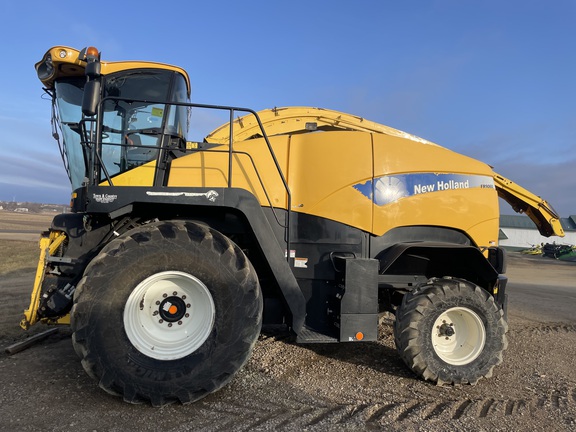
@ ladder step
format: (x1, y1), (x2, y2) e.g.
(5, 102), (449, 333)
(296, 326), (338, 343)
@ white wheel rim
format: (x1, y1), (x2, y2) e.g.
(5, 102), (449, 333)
(123, 271), (215, 361)
(431, 307), (486, 365)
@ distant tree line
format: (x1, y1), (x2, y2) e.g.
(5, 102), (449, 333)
(0, 201), (66, 213)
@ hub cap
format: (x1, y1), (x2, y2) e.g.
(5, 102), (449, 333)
(123, 271), (215, 361)
(431, 307), (486, 365)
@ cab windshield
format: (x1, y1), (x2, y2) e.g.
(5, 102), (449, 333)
(53, 69), (189, 189)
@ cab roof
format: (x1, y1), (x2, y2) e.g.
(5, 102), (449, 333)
(36, 46), (191, 96)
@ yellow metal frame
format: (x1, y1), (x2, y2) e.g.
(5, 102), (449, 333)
(21, 231), (67, 329)
(493, 173), (564, 237)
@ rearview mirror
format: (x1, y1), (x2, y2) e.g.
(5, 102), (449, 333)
(82, 80), (101, 117)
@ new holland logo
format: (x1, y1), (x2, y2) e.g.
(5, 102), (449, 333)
(353, 173), (494, 206)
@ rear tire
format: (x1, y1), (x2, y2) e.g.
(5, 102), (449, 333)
(394, 277), (508, 385)
(71, 220), (262, 406)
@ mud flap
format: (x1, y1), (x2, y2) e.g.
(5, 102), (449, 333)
(338, 258), (379, 342)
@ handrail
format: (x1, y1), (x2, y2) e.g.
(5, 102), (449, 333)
(89, 97), (293, 260)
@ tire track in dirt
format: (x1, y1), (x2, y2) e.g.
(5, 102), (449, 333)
(202, 384), (576, 430)
(534, 324), (576, 334)
(231, 320), (576, 430)
(510, 322), (576, 335)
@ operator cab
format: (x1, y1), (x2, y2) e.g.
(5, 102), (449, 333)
(36, 46), (191, 190)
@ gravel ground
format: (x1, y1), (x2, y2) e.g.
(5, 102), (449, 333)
(0, 252), (575, 432)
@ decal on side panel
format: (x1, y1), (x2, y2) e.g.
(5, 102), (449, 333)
(353, 173), (494, 206)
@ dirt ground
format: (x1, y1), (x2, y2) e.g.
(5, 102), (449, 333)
(0, 217), (575, 431)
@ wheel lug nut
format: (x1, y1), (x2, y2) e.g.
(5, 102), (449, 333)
(178, 321), (183, 325)
(181, 295), (186, 300)
(155, 301), (160, 305)
(185, 313), (190, 318)
(168, 323), (173, 328)
(153, 311), (158, 316)
(162, 293), (167, 298)
(186, 304), (191, 308)
(158, 319), (164, 324)
(173, 291), (177, 296)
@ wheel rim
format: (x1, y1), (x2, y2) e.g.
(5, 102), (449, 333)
(431, 307), (486, 365)
(123, 271), (215, 361)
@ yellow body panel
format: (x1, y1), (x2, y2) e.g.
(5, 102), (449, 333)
(371, 134), (487, 174)
(169, 132), (373, 233)
(101, 161), (157, 186)
(202, 106), (561, 241)
(371, 188), (499, 245)
(288, 132), (373, 232)
(370, 134), (499, 246)
(168, 137), (291, 208)
(169, 129), (499, 245)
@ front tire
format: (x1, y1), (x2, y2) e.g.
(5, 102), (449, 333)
(71, 220), (262, 406)
(394, 277), (508, 385)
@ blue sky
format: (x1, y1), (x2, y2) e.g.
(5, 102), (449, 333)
(0, 1), (574, 216)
